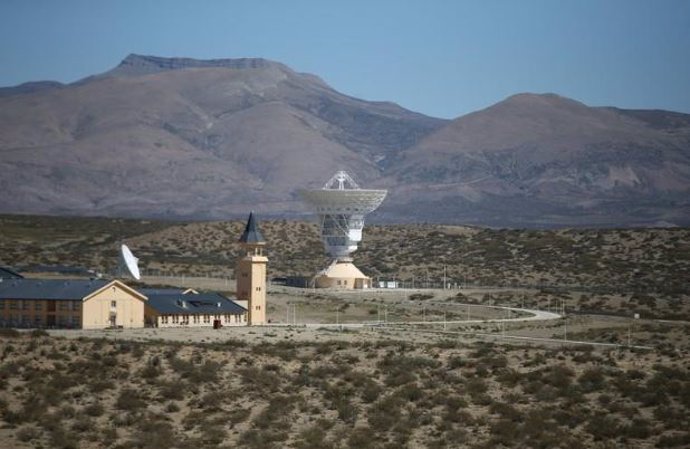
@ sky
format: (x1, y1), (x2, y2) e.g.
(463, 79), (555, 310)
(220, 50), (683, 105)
(1, 0), (689, 119)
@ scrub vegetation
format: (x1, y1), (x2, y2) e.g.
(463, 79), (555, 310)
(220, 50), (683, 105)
(1, 214), (688, 295)
(0, 332), (688, 449)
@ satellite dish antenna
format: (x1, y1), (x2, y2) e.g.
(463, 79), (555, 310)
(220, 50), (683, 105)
(119, 244), (141, 280)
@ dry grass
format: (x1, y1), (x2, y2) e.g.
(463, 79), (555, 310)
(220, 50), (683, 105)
(0, 331), (688, 449)
(2, 215), (688, 296)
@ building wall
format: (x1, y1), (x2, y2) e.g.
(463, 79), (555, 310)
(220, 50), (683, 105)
(0, 299), (81, 328)
(236, 250), (267, 325)
(315, 276), (370, 289)
(82, 283), (145, 329)
(148, 312), (247, 328)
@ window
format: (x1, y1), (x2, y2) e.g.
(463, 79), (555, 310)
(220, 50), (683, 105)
(111, 300), (117, 308)
(34, 302), (42, 311)
(71, 316), (80, 327)
(203, 315), (210, 324)
(34, 316), (42, 325)
(193, 315), (200, 324)
(59, 302), (68, 311)
(22, 301), (30, 310)
(9, 301), (18, 310)
(255, 286), (261, 291)
(22, 315), (30, 324)
(0, 300), (4, 309)
(72, 301), (80, 311)
(255, 305), (261, 311)
(161, 316), (169, 324)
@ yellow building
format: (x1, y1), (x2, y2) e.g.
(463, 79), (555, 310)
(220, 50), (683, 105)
(141, 289), (247, 328)
(235, 212), (267, 325)
(0, 279), (146, 329)
(314, 261), (371, 289)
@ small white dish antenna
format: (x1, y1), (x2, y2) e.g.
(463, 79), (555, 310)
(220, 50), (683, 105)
(119, 244), (141, 280)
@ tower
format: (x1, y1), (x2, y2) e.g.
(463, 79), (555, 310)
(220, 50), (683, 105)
(300, 171), (387, 289)
(236, 212), (267, 325)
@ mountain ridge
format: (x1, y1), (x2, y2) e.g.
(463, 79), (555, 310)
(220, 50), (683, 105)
(0, 55), (688, 227)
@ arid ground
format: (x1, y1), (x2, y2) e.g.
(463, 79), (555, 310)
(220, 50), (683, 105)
(0, 214), (688, 448)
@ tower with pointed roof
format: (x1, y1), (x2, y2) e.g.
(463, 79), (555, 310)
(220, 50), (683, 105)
(236, 212), (267, 325)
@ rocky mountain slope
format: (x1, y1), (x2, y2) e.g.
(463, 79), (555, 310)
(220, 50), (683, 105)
(381, 94), (690, 226)
(1, 55), (689, 227)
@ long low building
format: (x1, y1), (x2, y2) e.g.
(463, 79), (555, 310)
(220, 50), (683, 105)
(0, 278), (249, 329)
(0, 278), (147, 329)
(142, 290), (247, 328)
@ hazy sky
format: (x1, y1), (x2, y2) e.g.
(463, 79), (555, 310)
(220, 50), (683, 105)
(1, 0), (689, 118)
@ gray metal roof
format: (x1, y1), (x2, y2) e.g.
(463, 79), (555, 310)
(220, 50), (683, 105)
(238, 212), (265, 244)
(146, 293), (247, 315)
(0, 267), (23, 279)
(139, 288), (188, 296)
(0, 279), (110, 300)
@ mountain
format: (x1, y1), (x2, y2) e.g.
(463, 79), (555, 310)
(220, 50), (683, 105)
(0, 54), (444, 218)
(379, 93), (690, 227)
(1, 55), (689, 227)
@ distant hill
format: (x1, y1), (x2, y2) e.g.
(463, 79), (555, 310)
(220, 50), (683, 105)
(381, 93), (690, 227)
(1, 55), (688, 227)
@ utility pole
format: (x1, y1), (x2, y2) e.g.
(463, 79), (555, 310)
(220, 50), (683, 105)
(563, 300), (567, 342)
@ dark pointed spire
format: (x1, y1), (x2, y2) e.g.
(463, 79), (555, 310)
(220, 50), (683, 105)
(238, 211), (265, 244)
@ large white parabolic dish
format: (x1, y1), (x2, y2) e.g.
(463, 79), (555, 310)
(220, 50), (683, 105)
(300, 171), (387, 261)
(119, 244), (141, 280)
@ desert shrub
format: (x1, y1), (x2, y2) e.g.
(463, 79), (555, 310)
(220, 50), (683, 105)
(116, 388), (147, 411)
(49, 425), (78, 449)
(368, 395), (403, 432)
(295, 422), (334, 449)
(0, 329), (21, 338)
(408, 293), (433, 301)
(585, 412), (620, 440)
(489, 401), (521, 421)
(227, 407), (251, 426)
(252, 341), (298, 361)
(129, 418), (177, 448)
(165, 402), (180, 413)
(579, 367), (606, 392)
(71, 416), (94, 433)
(621, 418), (652, 439)
(84, 402), (104, 417)
(140, 364), (161, 380)
(202, 425), (227, 445)
(336, 399), (358, 424)
(447, 355), (466, 370)
(237, 366), (281, 394)
(656, 432), (690, 448)
(16, 424), (40, 442)
(158, 380), (185, 401)
(489, 418), (519, 446)
(346, 426), (376, 449)
(29, 329), (49, 338)
(361, 379), (383, 403)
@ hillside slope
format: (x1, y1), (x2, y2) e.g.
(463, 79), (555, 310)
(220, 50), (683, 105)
(1, 56), (689, 226)
(380, 94), (690, 226)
